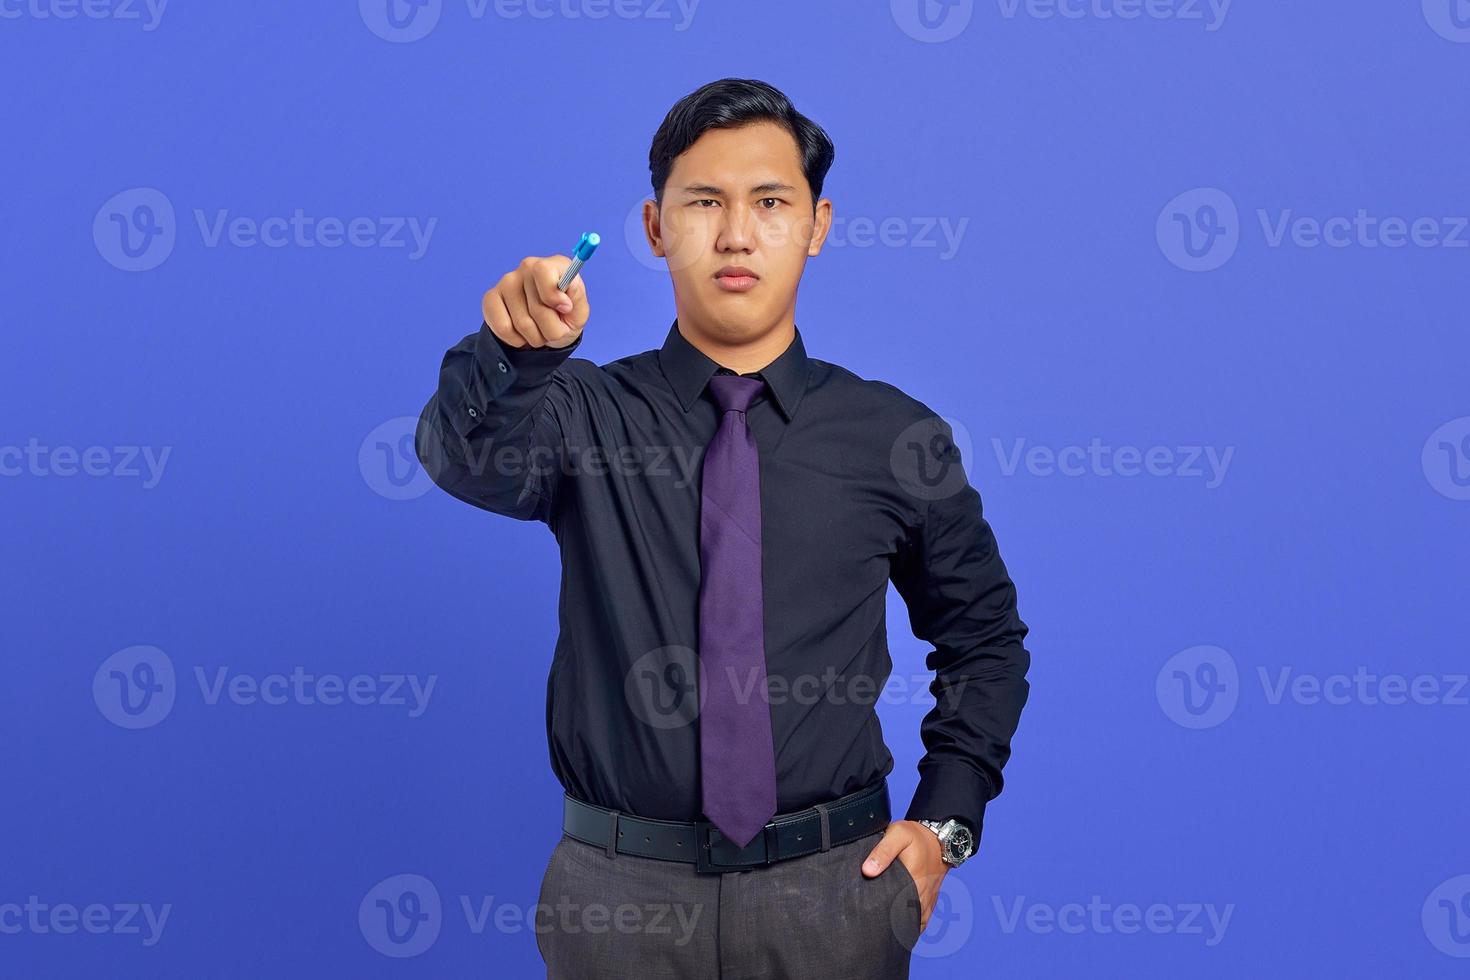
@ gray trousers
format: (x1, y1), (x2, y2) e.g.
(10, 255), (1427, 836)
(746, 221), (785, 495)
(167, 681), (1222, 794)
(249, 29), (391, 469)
(535, 827), (920, 979)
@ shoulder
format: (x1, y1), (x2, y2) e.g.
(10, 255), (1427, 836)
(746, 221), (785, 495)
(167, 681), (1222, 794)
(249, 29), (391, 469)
(812, 358), (976, 505)
(810, 357), (946, 429)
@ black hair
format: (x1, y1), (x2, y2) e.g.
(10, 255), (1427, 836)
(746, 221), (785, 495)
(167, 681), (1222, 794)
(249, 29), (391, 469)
(648, 78), (835, 211)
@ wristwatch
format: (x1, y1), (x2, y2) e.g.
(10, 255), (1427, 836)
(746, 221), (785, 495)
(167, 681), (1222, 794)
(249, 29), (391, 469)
(917, 818), (976, 868)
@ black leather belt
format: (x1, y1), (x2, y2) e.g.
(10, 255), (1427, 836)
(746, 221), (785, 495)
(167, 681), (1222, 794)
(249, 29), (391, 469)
(563, 779), (891, 874)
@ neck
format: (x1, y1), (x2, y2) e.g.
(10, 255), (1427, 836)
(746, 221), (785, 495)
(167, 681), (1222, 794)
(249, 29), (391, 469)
(677, 315), (796, 375)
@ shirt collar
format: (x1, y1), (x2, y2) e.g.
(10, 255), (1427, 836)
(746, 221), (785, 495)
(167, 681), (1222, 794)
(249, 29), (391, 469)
(657, 318), (810, 422)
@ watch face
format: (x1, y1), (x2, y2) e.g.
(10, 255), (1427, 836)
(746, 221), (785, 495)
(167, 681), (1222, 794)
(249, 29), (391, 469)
(923, 820), (975, 864)
(947, 823), (975, 861)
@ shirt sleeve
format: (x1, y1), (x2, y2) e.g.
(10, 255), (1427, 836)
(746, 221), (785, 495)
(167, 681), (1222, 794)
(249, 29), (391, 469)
(888, 415), (1031, 852)
(415, 320), (586, 525)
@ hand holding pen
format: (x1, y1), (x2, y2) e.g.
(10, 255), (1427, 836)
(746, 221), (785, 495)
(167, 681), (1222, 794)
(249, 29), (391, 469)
(483, 231), (600, 351)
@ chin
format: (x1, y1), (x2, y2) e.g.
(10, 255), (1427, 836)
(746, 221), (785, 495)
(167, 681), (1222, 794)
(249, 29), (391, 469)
(703, 311), (768, 341)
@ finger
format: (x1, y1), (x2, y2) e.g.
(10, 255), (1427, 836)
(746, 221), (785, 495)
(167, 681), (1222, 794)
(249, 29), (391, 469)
(523, 261), (572, 346)
(484, 288), (525, 348)
(502, 273), (544, 347)
(559, 270), (590, 330)
(530, 255), (576, 317)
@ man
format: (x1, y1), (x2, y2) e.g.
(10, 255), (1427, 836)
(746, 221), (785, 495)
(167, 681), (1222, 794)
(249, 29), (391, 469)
(415, 77), (1030, 979)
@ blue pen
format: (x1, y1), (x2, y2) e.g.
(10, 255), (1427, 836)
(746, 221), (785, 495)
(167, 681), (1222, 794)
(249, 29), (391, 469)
(557, 232), (601, 292)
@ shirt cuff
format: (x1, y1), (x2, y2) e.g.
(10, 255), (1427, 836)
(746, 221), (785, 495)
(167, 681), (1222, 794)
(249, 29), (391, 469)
(472, 320), (584, 396)
(903, 761), (993, 844)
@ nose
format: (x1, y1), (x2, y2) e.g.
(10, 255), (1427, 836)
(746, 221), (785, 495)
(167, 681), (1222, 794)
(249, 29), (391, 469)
(715, 201), (757, 253)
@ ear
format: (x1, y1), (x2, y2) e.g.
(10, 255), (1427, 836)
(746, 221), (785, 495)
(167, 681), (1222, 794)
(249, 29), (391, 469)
(807, 197), (833, 257)
(643, 198), (666, 257)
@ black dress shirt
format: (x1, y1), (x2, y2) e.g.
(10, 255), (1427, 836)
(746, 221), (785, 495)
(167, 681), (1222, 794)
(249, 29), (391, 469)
(415, 318), (1030, 848)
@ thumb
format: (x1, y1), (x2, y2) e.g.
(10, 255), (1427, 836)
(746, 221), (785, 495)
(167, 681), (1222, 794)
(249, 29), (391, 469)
(862, 826), (905, 877)
(558, 271), (590, 328)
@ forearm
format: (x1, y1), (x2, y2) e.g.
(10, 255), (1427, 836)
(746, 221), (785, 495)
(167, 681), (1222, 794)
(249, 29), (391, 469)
(415, 320), (583, 522)
(903, 633), (1030, 835)
(888, 414), (1032, 845)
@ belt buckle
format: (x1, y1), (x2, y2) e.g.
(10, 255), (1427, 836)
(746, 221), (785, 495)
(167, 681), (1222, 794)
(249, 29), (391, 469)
(694, 820), (779, 874)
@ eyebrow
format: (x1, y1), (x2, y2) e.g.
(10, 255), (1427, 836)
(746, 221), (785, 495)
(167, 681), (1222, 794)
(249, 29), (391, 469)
(678, 182), (798, 197)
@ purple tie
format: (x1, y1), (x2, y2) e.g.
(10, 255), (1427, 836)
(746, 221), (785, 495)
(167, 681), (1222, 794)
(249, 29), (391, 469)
(697, 374), (778, 849)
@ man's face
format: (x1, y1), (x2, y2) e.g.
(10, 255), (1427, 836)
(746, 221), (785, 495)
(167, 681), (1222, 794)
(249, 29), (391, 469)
(643, 121), (831, 342)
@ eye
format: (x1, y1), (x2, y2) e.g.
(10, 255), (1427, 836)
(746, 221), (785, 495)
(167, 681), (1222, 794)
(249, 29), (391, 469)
(693, 199), (720, 208)
(758, 198), (781, 210)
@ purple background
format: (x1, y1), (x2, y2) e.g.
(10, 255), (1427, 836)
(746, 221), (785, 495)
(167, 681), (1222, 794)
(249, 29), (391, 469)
(3, 1), (1468, 976)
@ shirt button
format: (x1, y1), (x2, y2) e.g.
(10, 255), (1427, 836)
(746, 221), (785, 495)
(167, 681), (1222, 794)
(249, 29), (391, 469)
(467, 406), (480, 419)
(497, 361), (508, 373)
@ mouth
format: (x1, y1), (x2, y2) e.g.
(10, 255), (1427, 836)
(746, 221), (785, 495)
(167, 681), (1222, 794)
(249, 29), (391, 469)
(714, 267), (760, 292)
